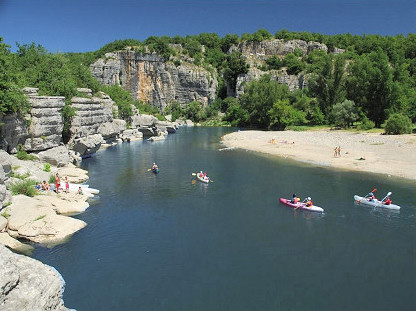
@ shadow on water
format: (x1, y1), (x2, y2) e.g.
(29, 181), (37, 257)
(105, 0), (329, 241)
(32, 127), (415, 311)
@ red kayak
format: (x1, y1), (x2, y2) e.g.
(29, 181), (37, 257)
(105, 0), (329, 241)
(279, 198), (324, 213)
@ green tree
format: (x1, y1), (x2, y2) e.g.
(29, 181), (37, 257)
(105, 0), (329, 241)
(222, 52), (249, 94)
(252, 29), (273, 42)
(265, 55), (283, 70)
(0, 38), (28, 115)
(220, 34), (239, 53)
(328, 100), (358, 128)
(308, 53), (346, 116)
(283, 53), (305, 75)
(184, 101), (206, 122)
(268, 99), (306, 130)
(225, 101), (249, 127)
(346, 48), (396, 127)
(102, 85), (133, 119)
(239, 75), (290, 128)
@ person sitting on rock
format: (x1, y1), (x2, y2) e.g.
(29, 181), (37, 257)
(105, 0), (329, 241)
(42, 180), (50, 191)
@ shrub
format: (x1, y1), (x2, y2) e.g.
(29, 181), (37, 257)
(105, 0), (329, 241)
(43, 163), (51, 172)
(384, 113), (413, 135)
(357, 117), (375, 130)
(49, 174), (56, 184)
(10, 171), (30, 179)
(16, 145), (37, 161)
(9, 179), (37, 197)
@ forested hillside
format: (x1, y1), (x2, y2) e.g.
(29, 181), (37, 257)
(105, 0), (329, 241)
(1, 29), (415, 134)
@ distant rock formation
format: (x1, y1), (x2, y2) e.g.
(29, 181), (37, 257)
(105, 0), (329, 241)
(229, 39), (342, 95)
(0, 244), (69, 311)
(90, 50), (218, 111)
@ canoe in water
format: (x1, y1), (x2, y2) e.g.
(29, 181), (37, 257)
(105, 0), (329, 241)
(354, 195), (400, 210)
(196, 173), (210, 183)
(279, 198), (324, 213)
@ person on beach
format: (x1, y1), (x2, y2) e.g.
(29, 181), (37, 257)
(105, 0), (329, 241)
(35, 182), (42, 191)
(42, 180), (50, 191)
(337, 146), (342, 157)
(334, 147), (338, 157)
(64, 176), (69, 193)
(55, 173), (61, 193)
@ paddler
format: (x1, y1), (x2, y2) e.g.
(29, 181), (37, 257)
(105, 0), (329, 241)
(290, 194), (297, 204)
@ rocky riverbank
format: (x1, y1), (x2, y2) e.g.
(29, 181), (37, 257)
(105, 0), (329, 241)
(0, 244), (69, 311)
(222, 130), (416, 181)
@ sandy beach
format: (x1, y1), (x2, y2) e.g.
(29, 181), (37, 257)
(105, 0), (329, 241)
(222, 130), (416, 181)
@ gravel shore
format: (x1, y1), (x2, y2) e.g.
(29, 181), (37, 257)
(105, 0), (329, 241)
(222, 130), (416, 180)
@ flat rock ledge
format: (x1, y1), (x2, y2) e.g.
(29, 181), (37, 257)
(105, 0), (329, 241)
(4, 194), (87, 246)
(0, 244), (69, 311)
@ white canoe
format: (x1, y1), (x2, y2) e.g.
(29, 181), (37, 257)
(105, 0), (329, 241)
(196, 174), (210, 184)
(354, 195), (400, 210)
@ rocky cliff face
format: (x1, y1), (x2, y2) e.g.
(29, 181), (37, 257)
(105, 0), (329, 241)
(230, 39), (340, 95)
(0, 244), (69, 311)
(229, 39), (329, 59)
(0, 88), (65, 153)
(90, 50), (218, 111)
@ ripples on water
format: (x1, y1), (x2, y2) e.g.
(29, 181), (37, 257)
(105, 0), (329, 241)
(33, 127), (415, 311)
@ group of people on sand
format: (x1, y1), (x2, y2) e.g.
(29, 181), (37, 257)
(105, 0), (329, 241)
(290, 193), (313, 207)
(35, 173), (83, 195)
(334, 146), (342, 157)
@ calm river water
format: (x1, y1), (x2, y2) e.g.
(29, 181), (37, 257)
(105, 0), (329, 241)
(33, 127), (415, 311)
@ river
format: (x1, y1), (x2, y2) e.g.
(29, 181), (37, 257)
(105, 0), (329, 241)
(33, 127), (415, 311)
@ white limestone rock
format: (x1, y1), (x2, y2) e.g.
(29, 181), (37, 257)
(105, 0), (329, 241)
(0, 244), (70, 310)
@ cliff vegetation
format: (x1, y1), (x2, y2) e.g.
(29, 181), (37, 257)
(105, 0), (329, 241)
(1, 29), (415, 134)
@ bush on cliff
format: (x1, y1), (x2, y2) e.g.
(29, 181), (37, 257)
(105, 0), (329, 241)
(10, 179), (37, 197)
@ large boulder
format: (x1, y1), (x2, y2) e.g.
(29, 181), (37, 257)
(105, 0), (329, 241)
(120, 129), (143, 142)
(0, 233), (34, 254)
(130, 114), (158, 128)
(58, 164), (89, 183)
(0, 244), (69, 310)
(7, 195), (87, 245)
(71, 134), (103, 156)
(37, 146), (71, 167)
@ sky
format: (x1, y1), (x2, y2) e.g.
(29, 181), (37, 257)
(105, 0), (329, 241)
(0, 0), (415, 53)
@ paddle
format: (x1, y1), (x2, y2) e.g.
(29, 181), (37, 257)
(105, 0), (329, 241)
(380, 191), (392, 203)
(147, 168), (152, 172)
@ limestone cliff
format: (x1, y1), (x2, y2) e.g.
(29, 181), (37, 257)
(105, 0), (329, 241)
(0, 244), (69, 311)
(229, 39), (342, 95)
(90, 50), (218, 111)
(0, 88), (65, 153)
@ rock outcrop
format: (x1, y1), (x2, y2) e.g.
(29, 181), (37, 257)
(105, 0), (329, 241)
(6, 194), (87, 245)
(0, 244), (69, 311)
(0, 151), (12, 207)
(229, 39), (337, 95)
(90, 50), (218, 111)
(229, 39), (328, 59)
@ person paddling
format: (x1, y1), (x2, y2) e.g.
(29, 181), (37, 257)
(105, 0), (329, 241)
(302, 197), (313, 207)
(290, 194), (298, 204)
